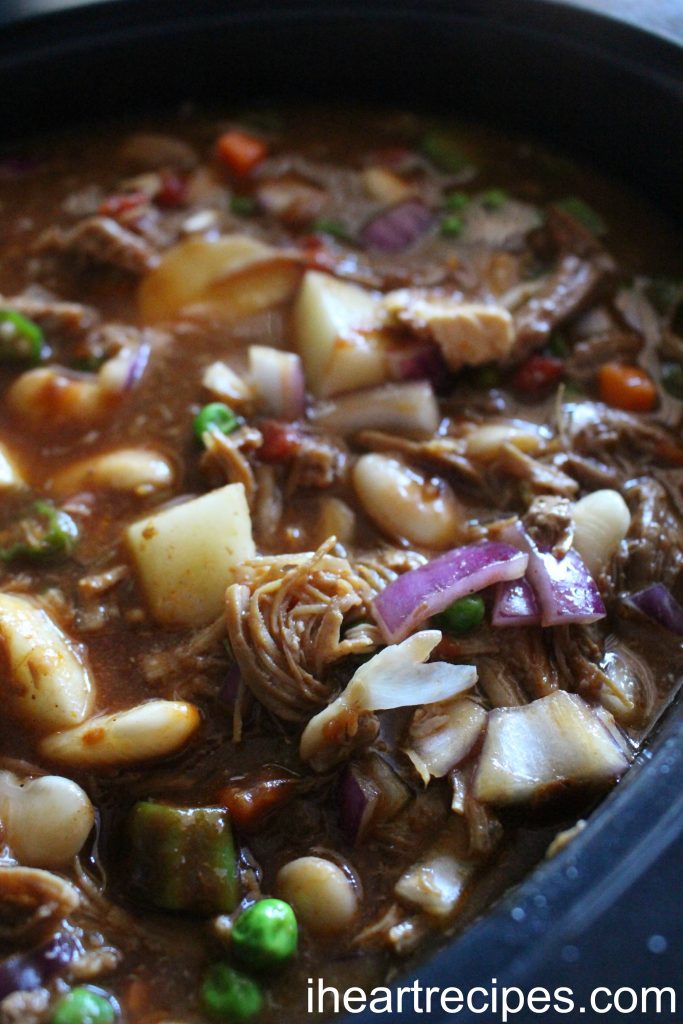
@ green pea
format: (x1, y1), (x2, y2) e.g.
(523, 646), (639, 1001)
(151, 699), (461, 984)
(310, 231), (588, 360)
(444, 191), (469, 211)
(310, 218), (352, 242)
(662, 362), (683, 400)
(420, 131), (467, 174)
(232, 898), (298, 970)
(0, 309), (45, 364)
(230, 195), (257, 217)
(481, 188), (508, 210)
(440, 214), (464, 238)
(51, 988), (116, 1024)
(553, 195), (606, 236)
(201, 964), (264, 1021)
(439, 595), (485, 635)
(193, 402), (239, 441)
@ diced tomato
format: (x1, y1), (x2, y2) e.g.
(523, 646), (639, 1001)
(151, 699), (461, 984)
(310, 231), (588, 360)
(218, 769), (298, 831)
(155, 170), (188, 208)
(216, 130), (268, 178)
(598, 362), (657, 413)
(98, 191), (148, 218)
(258, 420), (302, 463)
(511, 354), (565, 395)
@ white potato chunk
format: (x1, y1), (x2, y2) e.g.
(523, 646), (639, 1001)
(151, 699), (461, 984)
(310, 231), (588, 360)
(0, 593), (93, 732)
(50, 448), (174, 496)
(294, 270), (387, 397)
(382, 292), (514, 370)
(353, 453), (464, 549)
(138, 234), (302, 323)
(0, 770), (94, 868)
(0, 442), (27, 491)
(202, 361), (254, 409)
(40, 699), (200, 766)
(474, 691), (629, 805)
(572, 489), (631, 576)
(276, 856), (358, 935)
(125, 483), (255, 626)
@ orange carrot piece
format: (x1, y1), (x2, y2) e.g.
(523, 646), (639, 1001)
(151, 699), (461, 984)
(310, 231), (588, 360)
(598, 362), (657, 412)
(216, 130), (268, 177)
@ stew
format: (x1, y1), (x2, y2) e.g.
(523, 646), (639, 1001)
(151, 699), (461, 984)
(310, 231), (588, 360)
(0, 107), (681, 1024)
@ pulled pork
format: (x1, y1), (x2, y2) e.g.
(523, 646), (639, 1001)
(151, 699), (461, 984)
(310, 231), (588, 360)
(225, 539), (378, 722)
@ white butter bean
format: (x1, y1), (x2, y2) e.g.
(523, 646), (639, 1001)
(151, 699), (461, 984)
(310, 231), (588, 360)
(353, 453), (463, 550)
(276, 856), (358, 935)
(0, 770), (94, 868)
(0, 593), (93, 732)
(50, 448), (174, 496)
(40, 699), (200, 766)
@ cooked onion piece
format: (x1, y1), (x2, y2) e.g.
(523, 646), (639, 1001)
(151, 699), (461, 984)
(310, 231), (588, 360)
(394, 822), (474, 918)
(138, 234), (302, 323)
(0, 442), (27, 491)
(473, 691), (630, 805)
(0, 771), (94, 869)
(50, 448), (174, 496)
(353, 453), (463, 550)
(464, 420), (546, 461)
(0, 593), (93, 732)
(294, 270), (388, 397)
(40, 699), (200, 766)
(125, 482), (255, 626)
(598, 639), (654, 725)
(300, 630), (477, 770)
(311, 381), (440, 439)
(248, 345), (305, 420)
(572, 489), (631, 575)
(403, 698), (487, 784)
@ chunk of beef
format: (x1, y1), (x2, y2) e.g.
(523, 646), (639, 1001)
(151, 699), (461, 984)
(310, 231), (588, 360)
(35, 216), (158, 275)
(611, 477), (683, 593)
(0, 292), (98, 347)
(566, 331), (643, 384)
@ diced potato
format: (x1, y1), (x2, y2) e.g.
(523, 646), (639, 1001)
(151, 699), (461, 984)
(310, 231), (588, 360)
(138, 233), (302, 323)
(293, 271), (387, 398)
(382, 292), (514, 370)
(0, 442), (26, 490)
(40, 700), (200, 766)
(361, 167), (413, 205)
(0, 593), (93, 732)
(202, 361), (254, 410)
(125, 483), (255, 626)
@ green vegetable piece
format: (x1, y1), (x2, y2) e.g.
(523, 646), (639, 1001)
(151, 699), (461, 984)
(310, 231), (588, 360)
(547, 333), (569, 358)
(310, 218), (352, 241)
(471, 364), (500, 389)
(662, 363), (683, 400)
(0, 500), (78, 563)
(201, 964), (264, 1022)
(51, 987), (116, 1024)
(230, 195), (257, 217)
(554, 196), (606, 236)
(193, 402), (239, 441)
(128, 802), (239, 914)
(420, 131), (467, 174)
(440, 214), (464, 238)
(444, 191), (469, 211)
(439, 595), (485, 635)
(232, 898), (298, 970)
(0, 309), (45, 364)
(481, 188), (508, 210)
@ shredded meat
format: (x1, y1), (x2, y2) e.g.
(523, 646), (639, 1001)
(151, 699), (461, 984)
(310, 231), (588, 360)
(611, 477), (683, 593)
(225, 539), (378, 722)
(563, 401), (683, 472)
(440, 626), (559, 706)
(286, 433), (349, 491)
(200, 425), (263, 506)
(0, 867), (80, 948)
(35, 215), (159, 275)
(524, 494), (574, 555)
(493, 444), (579, 498)
(566, 330), (643, 383)
(0, 292), (98, 346)
(551, 624), (609, 699)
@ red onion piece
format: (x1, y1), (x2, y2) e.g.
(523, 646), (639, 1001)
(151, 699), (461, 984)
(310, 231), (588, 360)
(360, 199), (432, 252)
(123, 343), (151, 391)
(339, 766), (378, 845)
(0, 932), (80, 999)
(372, 541), (528, 643)
(627, 583), (683, 635)
(500, 522), (605, 627)
(491, 577), (540, 627)
(386, 341), (450, 387)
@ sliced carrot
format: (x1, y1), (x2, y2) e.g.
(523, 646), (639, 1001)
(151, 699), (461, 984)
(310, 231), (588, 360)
(598, 362), (657, 412)
(216, 130), (268, 177)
